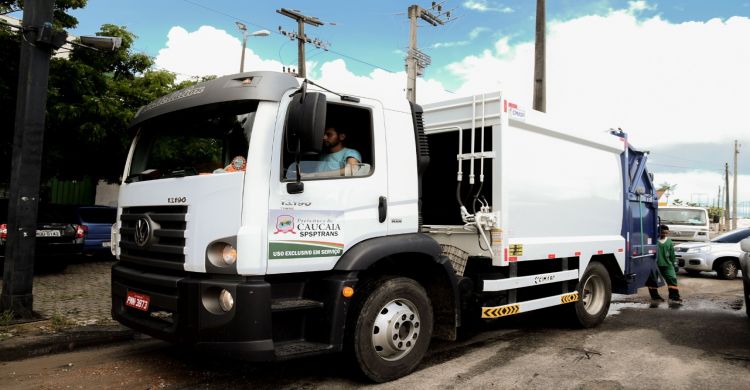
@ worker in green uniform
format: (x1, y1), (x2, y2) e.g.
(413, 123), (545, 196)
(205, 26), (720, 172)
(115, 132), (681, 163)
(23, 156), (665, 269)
(646, 225), (682, 304)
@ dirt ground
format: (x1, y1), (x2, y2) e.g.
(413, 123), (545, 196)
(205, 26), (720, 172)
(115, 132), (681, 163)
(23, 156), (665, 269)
(1, 271), (749, 389)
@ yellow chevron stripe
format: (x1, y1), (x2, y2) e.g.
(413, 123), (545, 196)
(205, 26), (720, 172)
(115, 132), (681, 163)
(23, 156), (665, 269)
(481, 303), (521, 318)
(561, 292), (579, 304)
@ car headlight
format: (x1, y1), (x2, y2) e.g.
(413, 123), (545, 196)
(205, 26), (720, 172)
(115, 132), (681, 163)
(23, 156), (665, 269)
(686, 246), (710, 253)
(207, 242), (237, 267)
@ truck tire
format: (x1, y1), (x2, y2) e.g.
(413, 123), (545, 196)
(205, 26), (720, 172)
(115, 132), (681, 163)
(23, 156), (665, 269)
(716, 259), (739, 280)
(346, 276), (433, 383)
(568, 261), (611, 328)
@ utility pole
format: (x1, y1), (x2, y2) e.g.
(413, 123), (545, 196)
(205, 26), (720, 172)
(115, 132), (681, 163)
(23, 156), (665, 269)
(405, 2), (452, 103)
(532, 0), (546, 112)
(1, 0), (58, 318)
(277, 8), (328, 78)
(732, 140), (740, 230)
(725, 163), (730, 231)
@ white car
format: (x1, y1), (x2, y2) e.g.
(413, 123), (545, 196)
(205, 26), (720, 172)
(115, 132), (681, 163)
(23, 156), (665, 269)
(740, 237), (750, 318)
(675, 228), (750, 279)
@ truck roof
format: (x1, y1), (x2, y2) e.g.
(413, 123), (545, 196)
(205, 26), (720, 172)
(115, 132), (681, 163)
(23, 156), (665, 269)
(660, 206), (708, 211)
(130, 71), (299, 128)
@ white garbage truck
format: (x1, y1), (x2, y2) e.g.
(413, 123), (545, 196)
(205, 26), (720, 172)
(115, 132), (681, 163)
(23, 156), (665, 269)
(111, 71), (658, 382)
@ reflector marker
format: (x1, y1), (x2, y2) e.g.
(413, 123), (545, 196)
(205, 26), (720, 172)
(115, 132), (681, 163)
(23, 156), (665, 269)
(561, 292), (579, 304)
(482, 304), (520, 318)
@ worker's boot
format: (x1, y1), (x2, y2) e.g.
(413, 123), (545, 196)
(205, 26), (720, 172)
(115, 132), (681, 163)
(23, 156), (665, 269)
(648, 287), (664, 302)
(668, 287), (682, 305)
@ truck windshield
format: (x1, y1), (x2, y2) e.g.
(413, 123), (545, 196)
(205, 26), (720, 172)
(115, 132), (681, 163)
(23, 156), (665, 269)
(658, 209), (707, 226)
(126, 101), (259, 183)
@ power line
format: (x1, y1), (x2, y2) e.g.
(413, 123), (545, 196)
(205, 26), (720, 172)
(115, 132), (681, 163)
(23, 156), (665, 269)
(178, 0), (399, 74)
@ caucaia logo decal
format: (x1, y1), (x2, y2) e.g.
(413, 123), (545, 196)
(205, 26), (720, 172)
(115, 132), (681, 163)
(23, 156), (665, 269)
(274, 215), (296, 234)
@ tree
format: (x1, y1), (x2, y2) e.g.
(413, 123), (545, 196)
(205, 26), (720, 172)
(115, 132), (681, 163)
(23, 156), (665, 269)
(44, 24), (180, 181)
(658, 182), (678, 205)
(0, 0), (88, 184)
(1, 15), (185, 183)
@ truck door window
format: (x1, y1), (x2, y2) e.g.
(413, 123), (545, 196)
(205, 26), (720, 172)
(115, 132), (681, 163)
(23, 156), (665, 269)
(282, 102), (374, 180)
(127, 101), (258, 183)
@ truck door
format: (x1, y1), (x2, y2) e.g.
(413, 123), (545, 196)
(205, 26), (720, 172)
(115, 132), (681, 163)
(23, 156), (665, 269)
(266, 97), (388, 274)
(622, 146), (659, 293)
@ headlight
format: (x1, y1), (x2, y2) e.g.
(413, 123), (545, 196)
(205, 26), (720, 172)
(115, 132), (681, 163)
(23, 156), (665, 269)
(686, 246), (710, 253)
(207, 242), (237, 267)
(219, 289), (234, 312)
(221, 244), (237, 265)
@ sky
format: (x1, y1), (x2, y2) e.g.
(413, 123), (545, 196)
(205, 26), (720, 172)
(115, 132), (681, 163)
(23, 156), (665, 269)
(12, 0), (750, 211)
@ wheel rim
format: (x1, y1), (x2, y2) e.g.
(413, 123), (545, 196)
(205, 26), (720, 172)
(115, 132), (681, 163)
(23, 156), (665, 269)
(371, 298), (421, 361)
(581, 274), (606, 315)
(725, 263), (737, 278)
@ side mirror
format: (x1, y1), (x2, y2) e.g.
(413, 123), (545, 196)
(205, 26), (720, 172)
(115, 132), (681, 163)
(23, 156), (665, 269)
(740, 237), (750, 253)
(285, 92), (326, 156)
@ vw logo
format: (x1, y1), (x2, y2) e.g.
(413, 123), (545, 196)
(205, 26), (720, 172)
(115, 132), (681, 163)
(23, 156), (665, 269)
(134, 218), (151, 247)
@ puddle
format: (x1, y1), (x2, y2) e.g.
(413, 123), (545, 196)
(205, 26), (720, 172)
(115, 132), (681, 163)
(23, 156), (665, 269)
(607, 302), (650, 317)
(607, 297), (747, 317)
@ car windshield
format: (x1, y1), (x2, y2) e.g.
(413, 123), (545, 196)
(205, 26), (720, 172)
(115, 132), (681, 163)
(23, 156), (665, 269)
(127, 100), (259, 183)
(711, 228), (750, 244)
(658, 208), (707, 226)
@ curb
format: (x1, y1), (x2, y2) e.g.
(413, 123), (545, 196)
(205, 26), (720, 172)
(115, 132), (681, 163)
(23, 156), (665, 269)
(0, 325), (139, 362)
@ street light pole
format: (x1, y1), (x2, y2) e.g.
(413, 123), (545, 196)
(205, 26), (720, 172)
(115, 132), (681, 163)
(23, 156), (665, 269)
(1, 0), (56, 318)
(236, 22), (248, 73)
(236, 22), (269, 73)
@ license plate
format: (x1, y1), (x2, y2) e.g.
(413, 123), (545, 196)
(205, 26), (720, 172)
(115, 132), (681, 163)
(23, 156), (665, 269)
(102, 241), (111, 247)
(125, 291), (150, 311)
(36, 229), (61, 237)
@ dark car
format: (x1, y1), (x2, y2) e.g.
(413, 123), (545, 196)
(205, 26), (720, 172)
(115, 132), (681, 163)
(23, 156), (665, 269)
(74, 205), (116, 257)
(0, 200), (85, 272)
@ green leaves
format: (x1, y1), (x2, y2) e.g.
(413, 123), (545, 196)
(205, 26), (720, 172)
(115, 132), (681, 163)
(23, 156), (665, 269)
(1, 16), (185, 183)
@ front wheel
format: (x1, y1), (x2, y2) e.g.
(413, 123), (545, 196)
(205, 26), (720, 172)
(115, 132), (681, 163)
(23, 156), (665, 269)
(346, 277), (433, 383)
(717, 260), (739, 280)
(567, 262), (612, 328)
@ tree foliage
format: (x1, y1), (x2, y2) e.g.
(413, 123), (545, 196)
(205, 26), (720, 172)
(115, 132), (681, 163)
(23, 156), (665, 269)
(1, 2), (189, 183)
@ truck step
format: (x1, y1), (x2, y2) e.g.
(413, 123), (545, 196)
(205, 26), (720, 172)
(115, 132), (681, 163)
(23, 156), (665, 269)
(275, 341), (333, 360)
(271, 298), (324, 312)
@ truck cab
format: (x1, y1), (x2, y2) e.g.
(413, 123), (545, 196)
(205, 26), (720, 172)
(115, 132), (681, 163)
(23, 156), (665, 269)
(658, 206), (710, 242)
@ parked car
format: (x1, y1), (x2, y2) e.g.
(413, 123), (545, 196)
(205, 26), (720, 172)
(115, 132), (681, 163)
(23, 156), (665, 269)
(740, 237), (750, 319)
(74, 205), (116, 257)
(675, 227), (750, 279)
(0, 200), (85, 272)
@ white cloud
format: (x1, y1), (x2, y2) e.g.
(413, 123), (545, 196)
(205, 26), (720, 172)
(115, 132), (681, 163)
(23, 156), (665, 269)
(463, 1), (513, 14)
(653, 170), (750, 208)
(154, 26), (289, 81)
(431, 40), (469, 49)
(627, 1), (656, 13)
(469, 26), (490, 40)
(444, 10), (750, 150)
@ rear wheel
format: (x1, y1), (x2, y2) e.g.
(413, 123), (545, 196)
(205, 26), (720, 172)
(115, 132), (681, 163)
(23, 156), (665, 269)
(716, 260), (739, 280)
(567, 262), (612, 328)
(346, 277), (433, 383)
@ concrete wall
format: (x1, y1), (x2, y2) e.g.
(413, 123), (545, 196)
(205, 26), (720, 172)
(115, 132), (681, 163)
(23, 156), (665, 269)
(95, 180), (119, 206)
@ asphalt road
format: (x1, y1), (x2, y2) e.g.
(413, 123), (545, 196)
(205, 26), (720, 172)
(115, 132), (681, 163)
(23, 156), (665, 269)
(1, 271), (749, 389)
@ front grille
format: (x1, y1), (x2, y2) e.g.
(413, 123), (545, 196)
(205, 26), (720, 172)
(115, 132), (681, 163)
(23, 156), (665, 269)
(119, 206), (187, 271)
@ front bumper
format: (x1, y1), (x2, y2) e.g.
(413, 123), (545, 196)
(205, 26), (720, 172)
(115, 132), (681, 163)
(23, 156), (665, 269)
(675, 252), (711, 271)
(111, 264), (276, 360)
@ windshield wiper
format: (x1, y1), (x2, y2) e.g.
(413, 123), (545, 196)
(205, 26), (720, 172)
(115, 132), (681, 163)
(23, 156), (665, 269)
(125, 169), (161, 183)
(164, 167), (198, 178)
